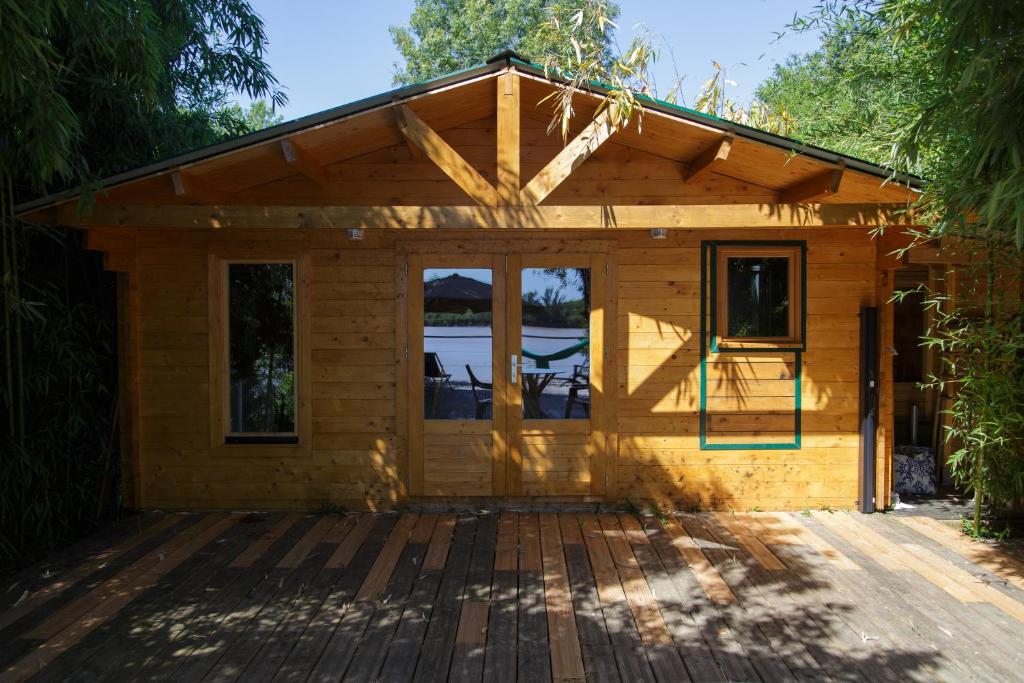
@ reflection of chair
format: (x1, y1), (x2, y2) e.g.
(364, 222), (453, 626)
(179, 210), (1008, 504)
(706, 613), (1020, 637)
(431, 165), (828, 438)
(465, 365), (492, 420)
(564, 363), (590, 418)
(425, 352), (452, 417)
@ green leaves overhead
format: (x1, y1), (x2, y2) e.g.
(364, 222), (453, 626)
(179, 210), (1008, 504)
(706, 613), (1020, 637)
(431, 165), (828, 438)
(389, 0), (620, 86)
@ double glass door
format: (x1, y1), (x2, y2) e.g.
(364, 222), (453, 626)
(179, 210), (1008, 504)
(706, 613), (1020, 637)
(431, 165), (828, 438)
(406, 248), (610, 497)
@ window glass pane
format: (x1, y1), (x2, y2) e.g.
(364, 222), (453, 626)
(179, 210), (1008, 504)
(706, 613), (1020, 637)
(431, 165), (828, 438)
(424, 268), (492, 420)
(228, 263), (295, 433)
(726, 257), (790, 338)
(521, 268), (590, 419)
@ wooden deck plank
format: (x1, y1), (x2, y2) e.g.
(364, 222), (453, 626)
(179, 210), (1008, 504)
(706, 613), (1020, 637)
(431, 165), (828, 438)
(276, 515), (343, 569)
(325, 512), (378, 569)
(274, 516), (396, 683)
(2, 514), (238, 682)
(854, 515), (1024, 679)
(412, 515), (478, 682)
(678, 514), (799, 683)
(816, 512), (982, 603)
(579, 514), (624, 604)
(712, 512), (787, 571)
(27, 513), (262, 683)
(516, 513), (551, 683)
(231, 513), (303, 568)
(895, 516), (1024, 592)
(598, 514), (689, 683)
(23, 513), (224, 641)
(643, 517), (760, 683)
(409, 512), (439, 544)
(304, 515), (400, 683)
(484, 513), (518, 683)
(343, 534), (434, 682)
(204, 515), (343, 683)
(561, 526), (621, 683)
(356, 513), (420, 600)
(494, 512), (519, 571)
(517, 513), (543, 573)
(627, 516), (724, 682)
(378, 523), (453, 683)
(749, 511), (860, 570)
(9, 509), (1024, 683)
(859, 515), (1024, 629)
(165, 515), (326, 682)
(795, 514), (1021, 682)
(322, 513), (359, 544)
(660, 516), (736, 605)
(450, 513), (498, 682)
(539, 513), (585, 683)
(580, 514), (652, 683)
(422, 513), (456, 571)
(0, 514), (183, 635)
(698, 513), (857, 682)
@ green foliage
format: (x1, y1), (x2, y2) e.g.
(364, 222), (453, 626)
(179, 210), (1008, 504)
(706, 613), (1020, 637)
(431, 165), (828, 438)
(960, 516), (1011, 541)
(218, 100), (286, 135)
(0, 227), (116, 568)
(1, 0), (283, 570)
(756, 11), (940, 167)
(389, 0), (619, 85)
(775, 1), (1024, 533)
(915, 249), (1024, 532)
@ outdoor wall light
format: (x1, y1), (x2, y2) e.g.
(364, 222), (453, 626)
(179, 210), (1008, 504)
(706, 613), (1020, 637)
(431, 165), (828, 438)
(346, 227), (365, 240)
(650, 227), (668, 240)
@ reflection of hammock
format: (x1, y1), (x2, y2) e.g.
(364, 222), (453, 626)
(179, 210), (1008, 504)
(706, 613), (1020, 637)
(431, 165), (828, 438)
(522, 338), (588, 369)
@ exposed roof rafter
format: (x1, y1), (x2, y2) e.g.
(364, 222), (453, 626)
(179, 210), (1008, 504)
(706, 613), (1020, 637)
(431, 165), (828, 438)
(170, 170), (222, 205)
(280, 138), (330, 188)
(778, 161), (845, 203)
(394, 104), (498, 207)
(519, 106), (617, 206)
(683, 133), (734, 183)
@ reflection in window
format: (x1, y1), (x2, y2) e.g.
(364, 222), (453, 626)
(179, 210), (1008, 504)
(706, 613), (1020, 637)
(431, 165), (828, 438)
(726, 257), (790, 338)
(521, 268), (590, 419)
(423, 269), (493, 420)
(228, 263), (295, 434)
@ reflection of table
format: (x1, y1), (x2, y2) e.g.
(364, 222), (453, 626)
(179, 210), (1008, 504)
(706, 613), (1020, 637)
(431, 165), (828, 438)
(521, 368), (562, 419)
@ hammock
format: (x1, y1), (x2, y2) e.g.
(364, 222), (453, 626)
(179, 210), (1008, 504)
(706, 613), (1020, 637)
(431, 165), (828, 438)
(522, 338), (588, 369)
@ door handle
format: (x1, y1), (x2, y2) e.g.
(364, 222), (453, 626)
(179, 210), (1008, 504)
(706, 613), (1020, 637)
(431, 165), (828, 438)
(510, 354), (518, 384)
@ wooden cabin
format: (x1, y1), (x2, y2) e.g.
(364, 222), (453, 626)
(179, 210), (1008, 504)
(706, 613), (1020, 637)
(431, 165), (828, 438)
(19, 54), (930, 512)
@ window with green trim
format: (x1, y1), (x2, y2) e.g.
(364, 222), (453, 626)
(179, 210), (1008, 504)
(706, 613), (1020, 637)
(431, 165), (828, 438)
(715, 245), (802, 348)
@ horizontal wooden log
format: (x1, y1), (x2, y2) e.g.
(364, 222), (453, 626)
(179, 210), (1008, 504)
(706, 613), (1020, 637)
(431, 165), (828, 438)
(57, 203), (917, 230)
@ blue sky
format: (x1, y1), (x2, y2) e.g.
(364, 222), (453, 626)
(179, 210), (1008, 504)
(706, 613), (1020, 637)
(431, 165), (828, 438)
(237, 1), (823, 121)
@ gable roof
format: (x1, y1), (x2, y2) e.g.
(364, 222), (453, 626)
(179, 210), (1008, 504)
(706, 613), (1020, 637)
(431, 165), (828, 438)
(16, 52), (922, 216)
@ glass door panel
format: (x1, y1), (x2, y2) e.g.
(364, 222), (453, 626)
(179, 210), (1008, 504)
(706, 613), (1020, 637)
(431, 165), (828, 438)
(520, 267), (590, 420)
(423, 268), (493, 420)
(409, 254), (505, 497)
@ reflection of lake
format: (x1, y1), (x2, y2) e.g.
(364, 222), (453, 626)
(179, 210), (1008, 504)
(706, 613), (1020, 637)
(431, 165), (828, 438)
(425, 325), (587, 385)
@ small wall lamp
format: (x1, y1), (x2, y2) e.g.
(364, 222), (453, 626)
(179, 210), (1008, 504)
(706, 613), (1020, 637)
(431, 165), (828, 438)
(650, 227), (668, 240)
(346, 228), (365, 240)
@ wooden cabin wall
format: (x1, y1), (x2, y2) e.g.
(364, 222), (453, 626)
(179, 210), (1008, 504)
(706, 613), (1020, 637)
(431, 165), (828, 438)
(121, 223), (882, 511)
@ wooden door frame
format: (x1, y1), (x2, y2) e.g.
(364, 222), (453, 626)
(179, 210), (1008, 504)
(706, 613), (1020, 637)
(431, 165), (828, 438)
(397, 238), (617, 499)
(400, 250), (506, 497)
(508, 253), (614, 497)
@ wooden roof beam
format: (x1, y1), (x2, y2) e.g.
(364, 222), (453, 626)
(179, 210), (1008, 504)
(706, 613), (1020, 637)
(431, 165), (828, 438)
(496, 71), (520, 206)
(683, 133), (733, 183)
(58, 203), (916, 230)
(394, 104), (498, 207)
(170, 170), (222, 205)
(519, 107), (618, 206)
(280, 138), (330, 188)
(778, 161), (845, 203)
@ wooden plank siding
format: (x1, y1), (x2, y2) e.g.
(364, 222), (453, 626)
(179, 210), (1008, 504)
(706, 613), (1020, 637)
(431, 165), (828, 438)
(122, 219), (880, 510)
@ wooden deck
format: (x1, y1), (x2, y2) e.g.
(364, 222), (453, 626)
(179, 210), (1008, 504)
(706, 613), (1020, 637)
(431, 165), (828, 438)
(2, 510), (1023, 682)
